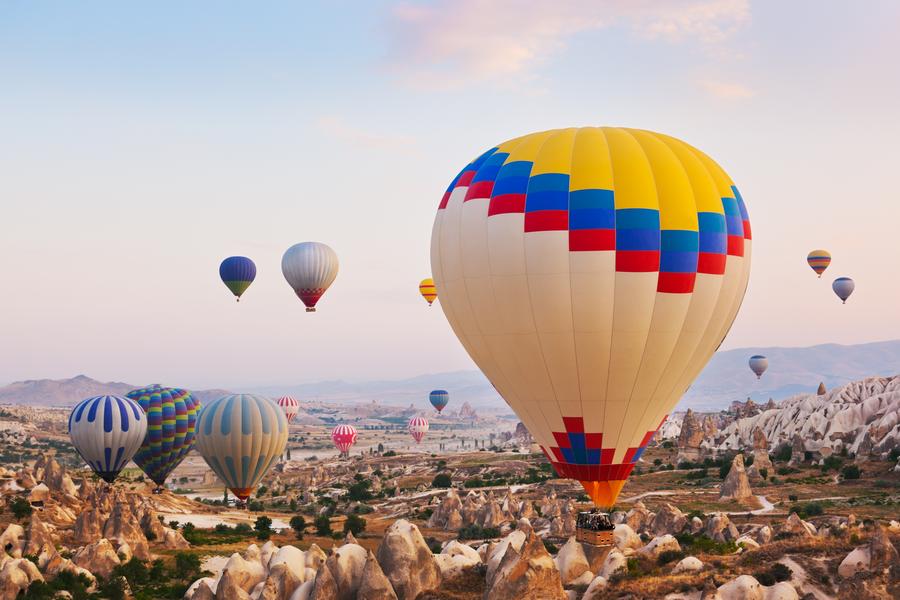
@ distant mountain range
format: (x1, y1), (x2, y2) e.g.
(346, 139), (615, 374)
(0, 374), (230, 408)
(3, 340), (900, 411)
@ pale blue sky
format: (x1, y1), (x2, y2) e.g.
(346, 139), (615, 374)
(2, 1), (899, 388)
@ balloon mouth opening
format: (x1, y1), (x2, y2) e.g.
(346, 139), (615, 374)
(579, 479), (626, 510)
(231, 488), (252, 502)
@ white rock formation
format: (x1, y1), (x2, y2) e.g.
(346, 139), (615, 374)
(717, 376), (900, 457)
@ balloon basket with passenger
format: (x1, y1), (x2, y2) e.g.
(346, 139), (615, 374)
(575, 510), (615, 547)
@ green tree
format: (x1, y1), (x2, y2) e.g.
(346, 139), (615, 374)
(315, 515), (332, 536)
(431, 473), (452, 488)
(174, 552), (201, 580)
(289, 515), (307, 539)
(9, 496), (33, 520)
(343, 514), (366, 536)
(254, 515), (273, 540)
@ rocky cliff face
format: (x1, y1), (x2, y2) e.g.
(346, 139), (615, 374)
(718, 376), (900, 458)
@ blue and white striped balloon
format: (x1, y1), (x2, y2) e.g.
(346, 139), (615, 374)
(68, 395), (148, 483)
(194, 394), (288, 501)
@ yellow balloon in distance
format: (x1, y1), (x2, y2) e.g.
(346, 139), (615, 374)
(419, 278), (438, 306)
(430, 127), (751, 507)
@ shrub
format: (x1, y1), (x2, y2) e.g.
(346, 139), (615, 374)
(758, 468), (768, 480)
(674, 533), (737, 555)
(425, 537), (443, 553)
(841, 465), (861, 480)
(788, 494), (798, 502)
(235, 523), (253, 535)
(347, 480), (373, 501)
(754, 562), (792, 586)
(657, 550), (685, 565)
(458, 525), (500, 540)
(432, 473), (452, 488)
(464, 477), (485, 488)
(344, 514), (366, 535)
(773, 446), (792, 462)
(248, 500), (265, 512)
(542, 540), (559, 554)
(822, 456), (844, 472)
(889, 448), (900, 462)
(9, 496), (33, 520)
(168, 520), (180, 530)
(315, 515), (332, 536)
(383, 450), (397, 457)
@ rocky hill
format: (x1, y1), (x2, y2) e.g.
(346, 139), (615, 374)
(0, 375), (230, 407)
(717, 376), (900, 458)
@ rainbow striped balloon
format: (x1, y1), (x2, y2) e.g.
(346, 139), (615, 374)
(194, 394), (287, 501)
(126, 385), (200, 488)
(408, 416), (429, 443)
(806, 250), (831, 277)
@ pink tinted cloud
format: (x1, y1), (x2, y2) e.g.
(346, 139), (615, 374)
(388, 0), (749, 89)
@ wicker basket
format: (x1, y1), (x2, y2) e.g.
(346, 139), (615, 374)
(576, 527), (615, 547)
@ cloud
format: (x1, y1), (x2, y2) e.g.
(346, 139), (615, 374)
(699, 79), (755, 99)
(314, 116), (416, 150)
(387, 0), (750, 89)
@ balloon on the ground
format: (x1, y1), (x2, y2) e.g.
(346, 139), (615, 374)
(832, 277), (854, 303)
(429, 390), (449, 412)
(219, 256), (257, 302)
(68, 395), (148, 483)
(431, 127), (752, 508)
(331, 424), (357, 454)
(194, 394), (288, 501)
(806, 250), (831, 277)
(419, 278), (437, 306)
(748, 355), (768, 379)
(281, 242), (339, 312)
(408, 416), (429, 443)
(126, 385), (200, 487)
(276, 396), (300, 423)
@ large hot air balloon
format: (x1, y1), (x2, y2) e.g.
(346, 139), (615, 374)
(431, 127), (752, 508)
(408, 416), (429, 443)
(806, 250), (831, 277)
(419, 278), (438, 306)
(832, 277), (854, 303)
(429, 390), (449, 412)
(331, 424), (357, 455)
(276, 396), (300, 423)
(220, 256), (257, 302)
(748, 355), (768, 379)
(69, 395), (148, 483)
(281, 242), (339, 312)
(194, 394), (287, 502)
(126, 385), (200, 490)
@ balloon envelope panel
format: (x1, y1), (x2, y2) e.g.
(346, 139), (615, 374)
(194, 394), (288, 500)
(430, 127), (751, 507)
(127, 385), (200, 487)
(69, 395), (148, 483)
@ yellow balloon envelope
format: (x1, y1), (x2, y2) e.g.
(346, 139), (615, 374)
(194, 394), (288, 501)
(430, 127), (751, 507)
(419, 278), (438, 306)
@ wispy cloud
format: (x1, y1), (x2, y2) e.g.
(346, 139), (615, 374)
(699, 79), (755, 99)
(315, 116), (416, 150)
(387, 0), (750, 90)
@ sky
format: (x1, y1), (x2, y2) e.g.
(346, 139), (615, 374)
(1, 1), (899, 389)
